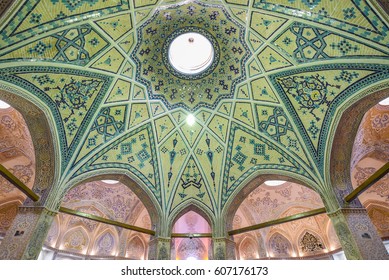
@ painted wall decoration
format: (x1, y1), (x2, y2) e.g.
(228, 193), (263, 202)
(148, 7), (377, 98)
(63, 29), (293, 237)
(269, 232), (292, 257)
(299, 231), (325, 254)
(0, 0), (388, 257)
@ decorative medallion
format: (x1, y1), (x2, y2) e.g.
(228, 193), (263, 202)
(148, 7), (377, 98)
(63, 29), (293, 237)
(131, 1), (251, 112)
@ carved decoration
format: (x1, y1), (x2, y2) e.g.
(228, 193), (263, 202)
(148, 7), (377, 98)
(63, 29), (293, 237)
(269, 232), (292, 257)
(177, 238), (207, 260)
(299, 232), (325, 254)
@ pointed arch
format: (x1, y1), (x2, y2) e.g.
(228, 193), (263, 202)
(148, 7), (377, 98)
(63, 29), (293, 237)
(168, 200), (214, 237)
(126, 235), (146, 260)
(0, 85), (59, 206)
(176, 238), (207, 260)
(58, 171), (161, 233)
(327, 84), (389, 210)
(92, 228), (118, 256)
(223, 172), (321, 234)
(298, 230), (326, 255)
(365, 202), (389, 238)
(238, 235), (259, 260)
(268, 231), (293, 258)
(60, 226), (90, 254)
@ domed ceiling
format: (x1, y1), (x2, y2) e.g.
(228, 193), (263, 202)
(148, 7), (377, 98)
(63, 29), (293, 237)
(0, 0), (388, 224)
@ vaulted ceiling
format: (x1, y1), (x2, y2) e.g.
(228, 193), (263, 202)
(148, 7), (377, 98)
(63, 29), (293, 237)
(0, 0), (388, 225)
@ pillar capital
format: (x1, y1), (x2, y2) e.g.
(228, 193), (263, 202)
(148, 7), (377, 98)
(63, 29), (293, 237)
(148, 237), (171, 260)
(328, 207), (388, 260)
(211, 237), (236, 260)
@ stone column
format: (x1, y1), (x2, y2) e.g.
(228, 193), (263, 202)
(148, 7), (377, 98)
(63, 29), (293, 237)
(328, 208), (389, 260)
(148, 237), (171, 260)
(211, 237), (236, 260)
(0, 206), (55, 259)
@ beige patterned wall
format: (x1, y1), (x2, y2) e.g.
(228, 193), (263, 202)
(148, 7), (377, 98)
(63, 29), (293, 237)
(0, 107), (35, 236)
(233, 181), (340, 259)
(351, 103), (389, 240)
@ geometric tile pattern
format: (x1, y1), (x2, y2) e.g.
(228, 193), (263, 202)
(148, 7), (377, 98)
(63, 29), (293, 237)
(131, 1), (251, 111)
(0, 0), (389, 223)
(273, 22), (388, 63)
(254, 0), (389, 46)
(222, 122), (311, 207)
(271, 64), (389, 171)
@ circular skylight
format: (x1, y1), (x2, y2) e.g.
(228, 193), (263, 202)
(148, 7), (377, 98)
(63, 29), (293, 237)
(168, 32), (214, 75)
(0, 100), (10, 109)
(379, 97), (389, 106)
(101, 180), (119, 185)
(264, 180), (286, 186)
(186, 114), (196, 126)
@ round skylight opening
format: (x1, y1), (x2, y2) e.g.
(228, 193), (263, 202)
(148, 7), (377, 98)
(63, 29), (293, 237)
(101, 180), (119, 185)
(168, 32), (214, 75)
(264, 180), (286, 186)
(0, 100), (10, 109)
(379, 97), (389, 106)
(186, 114), (196, 126)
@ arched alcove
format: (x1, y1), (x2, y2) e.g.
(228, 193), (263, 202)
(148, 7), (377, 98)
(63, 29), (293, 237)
(42, 178), (154, 259)
(238, 236), (259, 260)
(61, 226), (90, 255)
(92, 229), (118, 257)
(0, 88), (58, 205)
(329, 86), (389, 210)
(298, 231), (326, 257)
(170, 208), (212, 260)
(268, 232), (293, 258)
(126, 235), (146, 260)
(228, 178), (340, 259)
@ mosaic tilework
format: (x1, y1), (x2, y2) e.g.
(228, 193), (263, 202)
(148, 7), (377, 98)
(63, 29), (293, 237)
(222, 122), (311, 207)
(95, 13), (132, 41)
(233, 102), (256, 128)
(75, 105), (127, 164)
(250, 11), (288, 40)
(194, 132), (225, 198)
(75, 123), (161, 205)
(131, 1), (251, 111)
(105, 79), (131, 103)
(128, 103), (150, 128)
(0, 24), (109, 65)
(251, 77), (279, 104)
(0, 0), (388, 237)
(255, 104), (312, 165)
(208, 114), (230, 142)
(0, 66), (112, 168)
(154, 115), (175, 143)
(0, 0), (129, 50)
(230, 7), (248, 25)
(273, 22), (389, 63)
(254, 0), (389, 46)
(258, 46), (293, 72)
(159, 132), (190, 205)
(180, 121), (203, 147)
(170, 156), (214, 214)
(91, 47), (125, 74)
(270, 63), (389, 171)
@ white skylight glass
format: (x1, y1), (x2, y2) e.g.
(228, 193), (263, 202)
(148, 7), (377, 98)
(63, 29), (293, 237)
(168, 32), (214, 75)
(101, 180), (119, 184)
(264, 180), (286, 186)
(0, 100), (10, 109)
(379, 97), (389, 106)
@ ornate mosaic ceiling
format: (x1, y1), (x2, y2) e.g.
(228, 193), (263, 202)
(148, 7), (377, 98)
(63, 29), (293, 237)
(0, 0), (388, 224)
